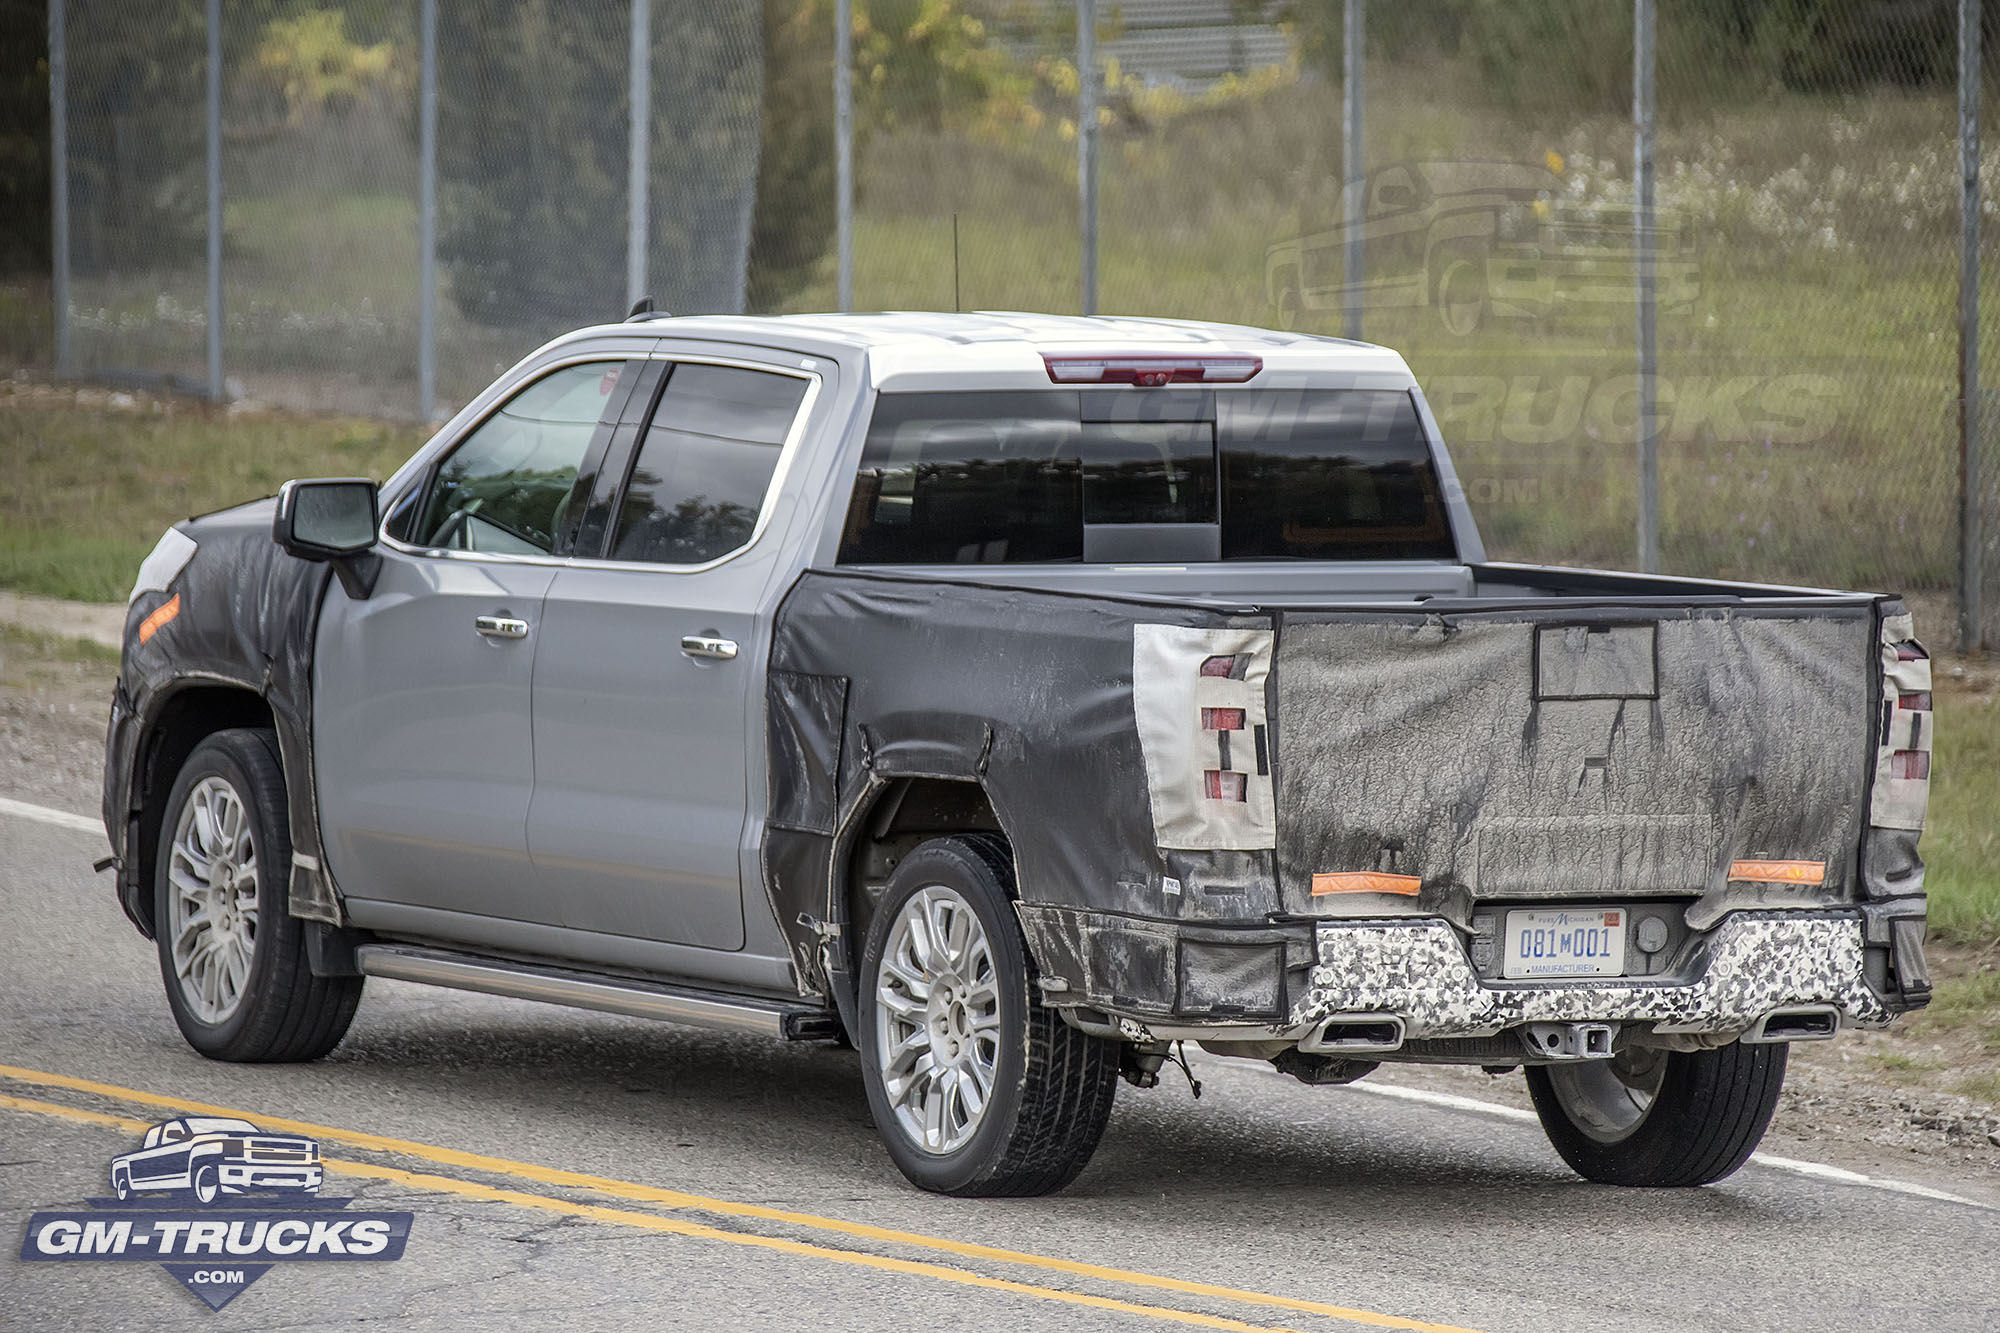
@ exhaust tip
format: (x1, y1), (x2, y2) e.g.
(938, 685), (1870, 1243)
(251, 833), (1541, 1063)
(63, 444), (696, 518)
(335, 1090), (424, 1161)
(1301, 1014), (1406, 1055)
(1743, 1005), (1841, 1044)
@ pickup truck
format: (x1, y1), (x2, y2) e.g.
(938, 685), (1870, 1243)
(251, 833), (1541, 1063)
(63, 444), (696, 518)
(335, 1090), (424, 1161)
(110, 1116), (323, 1204)
(102, 311), (1933, 1197)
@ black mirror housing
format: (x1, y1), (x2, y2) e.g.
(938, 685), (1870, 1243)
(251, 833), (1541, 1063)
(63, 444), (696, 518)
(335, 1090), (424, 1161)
(274, 478), (381, 598)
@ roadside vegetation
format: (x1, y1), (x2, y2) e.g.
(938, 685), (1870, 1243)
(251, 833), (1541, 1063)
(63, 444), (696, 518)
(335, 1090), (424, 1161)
(0, 379), (421, 603)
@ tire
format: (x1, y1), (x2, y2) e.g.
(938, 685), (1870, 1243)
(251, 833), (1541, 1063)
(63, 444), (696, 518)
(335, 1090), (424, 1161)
(856, 834), (1119, 1197)
(154, 728), (363, 1063)
(1526, 1041), (1788, 1187)
(192, 1163), (220, 1205)
(111, 1166), (132, 1201)
(1433, 249), (1487, 336)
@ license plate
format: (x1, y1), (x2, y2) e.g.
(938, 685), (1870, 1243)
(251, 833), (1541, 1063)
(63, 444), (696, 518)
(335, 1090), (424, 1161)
(1502, 908), (1626, 979)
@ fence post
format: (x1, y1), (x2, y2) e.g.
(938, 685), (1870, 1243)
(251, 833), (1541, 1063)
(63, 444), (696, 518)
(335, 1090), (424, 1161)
(205, 0), (223, 403)
(835, 0), (853, 312)
(418, 0), (437, 420)
(626, 0), (651, 310)
(48, 0), (69, 377)
(1633, 0), (1659, 573)
(1960, 0), (1984, 652)
(1079, 0), (1098, 316)
(1342, 0), (1363, 340)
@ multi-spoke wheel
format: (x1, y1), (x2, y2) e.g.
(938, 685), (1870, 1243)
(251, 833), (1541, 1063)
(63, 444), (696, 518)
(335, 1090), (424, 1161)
(873, 885), (1003, 1155)
(166, 776), (260, 1025)
(857, 835), (1119, 1197)
(1526, 1041), (1789, 1187)
(153, 729), (363, 1062)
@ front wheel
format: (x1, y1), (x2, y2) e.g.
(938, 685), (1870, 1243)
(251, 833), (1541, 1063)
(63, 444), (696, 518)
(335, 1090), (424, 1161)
(857, 835), (1119, 1197)
(192, 1164), (221, 1205)
(1526, 1042), (1788, 1187)
(155, 728), (363, 1062)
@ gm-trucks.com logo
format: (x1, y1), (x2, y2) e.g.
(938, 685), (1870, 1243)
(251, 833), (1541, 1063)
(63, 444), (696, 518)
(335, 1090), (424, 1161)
(19, 1115), (413, 1310)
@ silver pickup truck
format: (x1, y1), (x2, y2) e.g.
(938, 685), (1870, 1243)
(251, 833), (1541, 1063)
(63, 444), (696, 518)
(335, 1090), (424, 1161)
(103, 312), (1933, 1197)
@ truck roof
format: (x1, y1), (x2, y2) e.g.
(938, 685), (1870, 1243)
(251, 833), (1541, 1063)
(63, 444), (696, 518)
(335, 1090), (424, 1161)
(537, 311), (1418, 391)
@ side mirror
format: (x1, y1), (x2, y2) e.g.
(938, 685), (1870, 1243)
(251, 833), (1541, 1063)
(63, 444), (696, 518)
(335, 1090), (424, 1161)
(274, 478), (381, 598)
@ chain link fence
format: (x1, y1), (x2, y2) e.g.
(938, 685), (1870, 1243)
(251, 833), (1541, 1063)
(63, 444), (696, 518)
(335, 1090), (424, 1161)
(12, 0), (1997, 644)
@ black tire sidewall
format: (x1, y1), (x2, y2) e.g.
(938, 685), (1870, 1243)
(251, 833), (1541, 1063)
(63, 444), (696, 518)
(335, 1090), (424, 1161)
(1527, 1042), (1788, 1187)
(154, 731), (296, 1059)
(856, 839), (1034, 1195)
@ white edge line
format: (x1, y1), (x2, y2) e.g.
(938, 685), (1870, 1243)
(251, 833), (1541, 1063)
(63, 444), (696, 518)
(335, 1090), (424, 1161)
(1318, 1073), (1995, 1212)
(0, 795), (105, 838)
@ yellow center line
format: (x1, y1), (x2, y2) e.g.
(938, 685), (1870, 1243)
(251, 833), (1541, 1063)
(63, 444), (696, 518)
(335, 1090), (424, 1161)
(1, 1092), (1299, 1333)
(0, 1063), (1482, 1333)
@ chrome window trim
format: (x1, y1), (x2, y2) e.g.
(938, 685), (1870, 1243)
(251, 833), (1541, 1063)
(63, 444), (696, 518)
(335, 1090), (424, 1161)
(378, 350), (824, 577)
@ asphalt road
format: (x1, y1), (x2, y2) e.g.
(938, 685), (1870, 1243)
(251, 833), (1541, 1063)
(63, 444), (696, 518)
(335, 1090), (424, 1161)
(3, 807), (1997, 1333)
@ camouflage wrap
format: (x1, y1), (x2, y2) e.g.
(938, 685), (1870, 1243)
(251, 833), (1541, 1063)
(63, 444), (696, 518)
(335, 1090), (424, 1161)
(1292, 911), (1890, 1037)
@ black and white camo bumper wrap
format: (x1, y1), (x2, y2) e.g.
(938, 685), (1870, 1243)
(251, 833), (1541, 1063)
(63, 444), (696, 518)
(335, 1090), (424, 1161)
(1291, 912), (1891, 1038)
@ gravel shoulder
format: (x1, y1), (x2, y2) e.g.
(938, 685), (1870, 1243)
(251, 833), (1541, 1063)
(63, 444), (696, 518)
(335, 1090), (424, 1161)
(4, 620), (1995, 1195)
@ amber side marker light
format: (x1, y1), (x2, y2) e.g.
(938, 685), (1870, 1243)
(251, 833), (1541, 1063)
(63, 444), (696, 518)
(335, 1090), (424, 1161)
(137, 593), (180, 645)
(1727, 859), (1826, 886)
(1312, 872), (1422, 897)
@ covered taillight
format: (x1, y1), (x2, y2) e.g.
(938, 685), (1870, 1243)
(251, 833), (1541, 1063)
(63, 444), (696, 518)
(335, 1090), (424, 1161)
(1041, 353), (1262, 385)
(1871, 631), (1931, 832)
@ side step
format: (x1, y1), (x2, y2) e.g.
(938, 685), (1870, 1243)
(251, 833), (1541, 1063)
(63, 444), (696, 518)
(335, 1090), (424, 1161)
(354, 943), (840, 1041)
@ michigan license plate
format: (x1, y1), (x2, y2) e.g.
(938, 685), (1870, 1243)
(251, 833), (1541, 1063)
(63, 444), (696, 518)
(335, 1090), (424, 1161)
(1503, 908), (1627, 979)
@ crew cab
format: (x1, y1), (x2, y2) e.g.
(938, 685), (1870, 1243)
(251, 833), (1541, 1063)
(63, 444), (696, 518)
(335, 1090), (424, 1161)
(110, 1117), (323, 1204)
(102, 312), (1932, 1196)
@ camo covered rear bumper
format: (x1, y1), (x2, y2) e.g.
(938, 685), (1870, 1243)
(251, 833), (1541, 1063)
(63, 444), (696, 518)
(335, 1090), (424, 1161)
(1291, 912), (1891, 1039)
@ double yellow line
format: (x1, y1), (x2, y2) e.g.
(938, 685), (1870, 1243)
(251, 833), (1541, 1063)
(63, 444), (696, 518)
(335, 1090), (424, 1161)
(0, 1063), (1481, 1333)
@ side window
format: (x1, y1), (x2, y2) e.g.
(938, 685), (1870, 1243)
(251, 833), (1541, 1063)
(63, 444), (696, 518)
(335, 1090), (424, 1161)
(410, 362), (630, 555)
(836, 391), (1083, 564)
(607, 363), (810, 566)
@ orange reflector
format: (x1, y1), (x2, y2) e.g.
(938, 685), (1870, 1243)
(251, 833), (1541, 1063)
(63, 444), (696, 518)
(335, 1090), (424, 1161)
(1726, 858), (1825, 886)
(137, 593), (180, 645)
(1311, 872), (1422, 897)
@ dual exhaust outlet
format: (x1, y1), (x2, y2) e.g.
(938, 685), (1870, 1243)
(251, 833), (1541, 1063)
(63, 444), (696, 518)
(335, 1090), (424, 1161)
(1300, 1005), (1842, 1060)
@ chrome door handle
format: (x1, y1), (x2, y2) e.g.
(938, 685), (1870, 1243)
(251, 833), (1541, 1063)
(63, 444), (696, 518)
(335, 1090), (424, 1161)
(680, 634), (738, 661)
(475, 615), (530, 640)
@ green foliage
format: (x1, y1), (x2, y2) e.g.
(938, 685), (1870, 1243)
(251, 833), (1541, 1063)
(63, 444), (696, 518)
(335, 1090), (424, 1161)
(0, 0), (50, 276)
(747, 0), (835, 312)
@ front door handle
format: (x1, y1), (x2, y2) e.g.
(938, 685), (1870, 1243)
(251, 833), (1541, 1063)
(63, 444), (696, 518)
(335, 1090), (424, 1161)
(475, 615), (530, 640)
(680, 634), (738, 661)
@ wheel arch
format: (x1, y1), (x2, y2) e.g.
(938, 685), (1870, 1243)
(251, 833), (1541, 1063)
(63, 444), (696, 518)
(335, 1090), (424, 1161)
(827, 775), (1010, 1033)
(125, 682), (277, 938)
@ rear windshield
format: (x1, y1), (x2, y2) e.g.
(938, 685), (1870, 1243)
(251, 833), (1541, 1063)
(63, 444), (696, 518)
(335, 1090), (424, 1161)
(836, 388), (1454, 565)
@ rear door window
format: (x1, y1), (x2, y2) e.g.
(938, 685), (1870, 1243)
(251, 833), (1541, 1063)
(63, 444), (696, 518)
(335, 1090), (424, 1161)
(607, 362), (811, 566)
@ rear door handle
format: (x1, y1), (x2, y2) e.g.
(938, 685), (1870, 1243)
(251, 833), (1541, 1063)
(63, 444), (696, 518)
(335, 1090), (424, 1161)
(475, 615), (530, 640)
(680, 634), (738, 661)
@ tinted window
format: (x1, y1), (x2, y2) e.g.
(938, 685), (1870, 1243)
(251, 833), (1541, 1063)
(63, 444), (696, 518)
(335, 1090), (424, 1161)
(1219, 390), (1453, 560)
(838, 392), (1082, 564)
(608, 363), (809, 565)
(412, 362), (627, 554)
(838, 387), (1453, 565)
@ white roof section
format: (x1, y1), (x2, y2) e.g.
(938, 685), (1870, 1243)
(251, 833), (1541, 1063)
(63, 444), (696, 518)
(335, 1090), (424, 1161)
(554, 311), (1417, 394)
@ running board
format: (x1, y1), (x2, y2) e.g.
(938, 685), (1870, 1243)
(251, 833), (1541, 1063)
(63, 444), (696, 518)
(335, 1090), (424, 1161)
(353, 944), (840, 1041)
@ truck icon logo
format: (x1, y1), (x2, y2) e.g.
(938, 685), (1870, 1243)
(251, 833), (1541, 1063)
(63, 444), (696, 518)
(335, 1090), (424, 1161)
(1266, 158), (1698, 336)
(109, 1116), (324, 1205)
(21, 1117), (410, 1311)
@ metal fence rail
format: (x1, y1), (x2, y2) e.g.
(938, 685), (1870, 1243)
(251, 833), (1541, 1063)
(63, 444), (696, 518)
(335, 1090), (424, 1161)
(26, 0), (1997, 648)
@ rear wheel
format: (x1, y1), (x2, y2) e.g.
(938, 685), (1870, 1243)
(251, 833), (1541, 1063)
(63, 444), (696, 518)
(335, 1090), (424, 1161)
(1526, 1042), (1788, 1187)
(857, 835), (1119, 1197)
(155, 729), (363, 1062)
